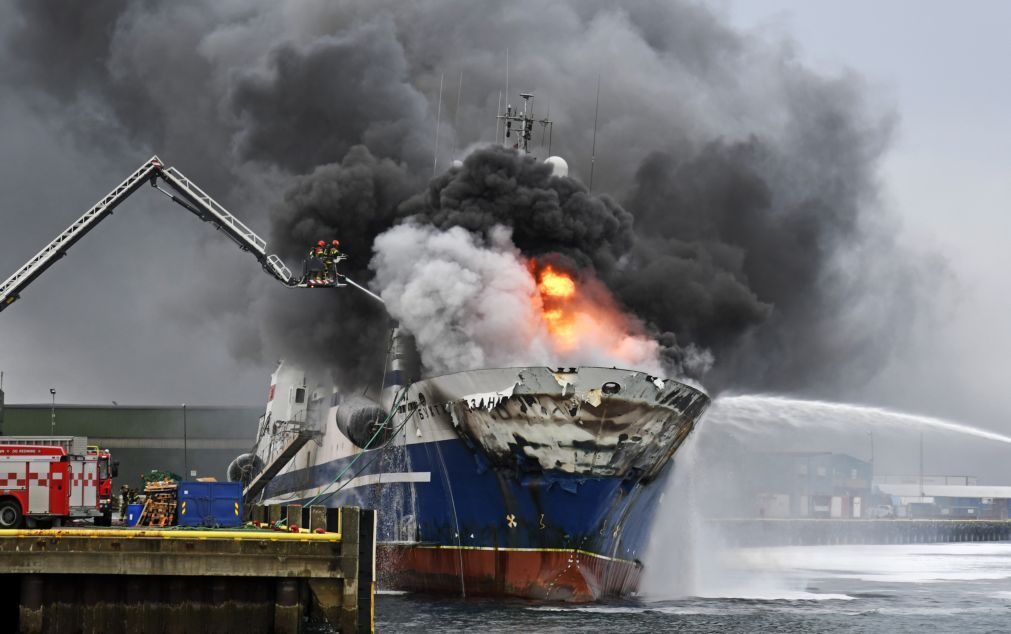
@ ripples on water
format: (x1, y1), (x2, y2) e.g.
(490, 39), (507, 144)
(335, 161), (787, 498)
(373, 542), (1011, 633)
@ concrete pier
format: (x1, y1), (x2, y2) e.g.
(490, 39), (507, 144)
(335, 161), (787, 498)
(713, 518), (1011, 547)
(0, 506), (375, 633)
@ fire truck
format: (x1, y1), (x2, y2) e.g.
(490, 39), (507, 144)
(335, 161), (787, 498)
(89, 444), (118, 523)
(0, 436), (117, 528)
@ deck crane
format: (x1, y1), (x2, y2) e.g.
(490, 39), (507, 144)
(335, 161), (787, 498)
(0, 156), (384, 313)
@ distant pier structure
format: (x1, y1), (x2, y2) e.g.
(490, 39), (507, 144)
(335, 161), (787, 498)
(713, 518), (1011, 547)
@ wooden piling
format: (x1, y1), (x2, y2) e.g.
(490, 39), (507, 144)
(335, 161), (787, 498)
(340, 507), (361, 634)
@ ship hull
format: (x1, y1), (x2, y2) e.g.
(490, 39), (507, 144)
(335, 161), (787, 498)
(255, 366), (708, 601)
(267, 434), (677, 601)
(378, 543), (642, 601)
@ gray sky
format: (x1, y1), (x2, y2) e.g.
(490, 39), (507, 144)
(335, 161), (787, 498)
(0, 1), (1008, 480)
(728, 1), (1011, 425)
(719, 1), (1011, 479)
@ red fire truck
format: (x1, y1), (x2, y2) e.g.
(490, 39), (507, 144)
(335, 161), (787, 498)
(0, 436), (117, 528)
(90, 445), (118, 524)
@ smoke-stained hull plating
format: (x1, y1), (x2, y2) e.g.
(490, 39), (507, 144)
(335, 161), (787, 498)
(253, 366), (709, 601)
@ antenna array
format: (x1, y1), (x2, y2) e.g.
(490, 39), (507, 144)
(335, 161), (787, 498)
(497, 92), (553, 156)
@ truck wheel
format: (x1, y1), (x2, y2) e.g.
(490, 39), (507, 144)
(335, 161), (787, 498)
(0, 501), (23, 529)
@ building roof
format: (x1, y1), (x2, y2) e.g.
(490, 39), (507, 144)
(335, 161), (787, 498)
(877, 483), (1011, 499)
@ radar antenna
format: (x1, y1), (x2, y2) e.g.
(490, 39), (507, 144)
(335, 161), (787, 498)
(496, 92), (553, 156)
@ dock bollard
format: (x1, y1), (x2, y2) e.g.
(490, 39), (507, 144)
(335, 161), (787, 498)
(267, 504), (283, 526)
(309, 506), (328, 533)
(286, 504), (302, 530)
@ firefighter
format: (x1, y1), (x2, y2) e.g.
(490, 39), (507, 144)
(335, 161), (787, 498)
(308, 240), (327, 285)
(325, 239), (344, 283)
(328, 239), (343, 260)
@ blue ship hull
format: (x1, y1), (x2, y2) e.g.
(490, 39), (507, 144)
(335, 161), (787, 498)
(253, 365), (708, 600)
(265, 436), (674, 599)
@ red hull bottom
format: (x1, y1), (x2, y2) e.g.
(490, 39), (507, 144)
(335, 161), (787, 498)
(377, 544), (643, 602)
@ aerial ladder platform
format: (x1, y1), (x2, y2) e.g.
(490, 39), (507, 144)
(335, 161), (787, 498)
(0, 156), (384, 313)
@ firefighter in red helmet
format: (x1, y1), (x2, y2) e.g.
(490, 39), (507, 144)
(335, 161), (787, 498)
(324, 239), (345, 283)
(329, 239), (344, 261)
(307, 240), (327, 285)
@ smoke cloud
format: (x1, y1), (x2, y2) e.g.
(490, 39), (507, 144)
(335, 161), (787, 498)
(372, 224), (552, 373)
(371, 223), (665, 375)
(399, 146), (634, 275)
(0, 0), (939, 398)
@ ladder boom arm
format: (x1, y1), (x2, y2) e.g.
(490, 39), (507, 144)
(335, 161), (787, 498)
(154, 166), (294, 285)
(0, 154), (377, 314)
(0, 157), (163, 312)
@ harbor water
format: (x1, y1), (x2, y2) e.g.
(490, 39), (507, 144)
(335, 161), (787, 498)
(373, 541), (1011, 632)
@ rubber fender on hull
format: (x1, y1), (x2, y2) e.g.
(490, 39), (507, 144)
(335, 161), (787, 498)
(336, 395), (390, 448)
(226, 452), (264, 486)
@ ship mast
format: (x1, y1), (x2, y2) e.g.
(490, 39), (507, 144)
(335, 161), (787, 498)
(496, 92), (553, 156)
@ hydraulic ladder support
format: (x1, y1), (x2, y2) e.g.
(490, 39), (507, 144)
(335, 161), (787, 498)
(0, 155), (383, 314)
(0, 158), (161, 312)
(152, 166), (295, 285)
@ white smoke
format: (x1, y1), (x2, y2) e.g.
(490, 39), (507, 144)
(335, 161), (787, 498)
(371, 223), (550, 372)
(370, 223), (666, 375)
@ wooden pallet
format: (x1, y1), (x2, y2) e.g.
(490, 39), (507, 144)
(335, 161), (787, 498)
(138, 480), (179, 527)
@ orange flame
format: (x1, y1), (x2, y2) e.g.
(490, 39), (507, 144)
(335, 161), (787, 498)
(535, 266), (579, 349)
(538, 268), (576, 299)
(531, 263), (656, 368)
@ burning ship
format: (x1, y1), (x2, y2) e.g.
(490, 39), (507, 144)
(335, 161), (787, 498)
(237, 356), (707, 601)
(229, 95), (711, 601)
(236, 319), (709, 600)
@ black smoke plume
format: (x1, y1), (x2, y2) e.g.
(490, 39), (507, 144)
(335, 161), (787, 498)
(399, 146), (634, 275)
(1, 0), (939, 397)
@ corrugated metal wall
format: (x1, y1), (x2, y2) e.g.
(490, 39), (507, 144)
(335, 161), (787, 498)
(0, 405), (260, 487)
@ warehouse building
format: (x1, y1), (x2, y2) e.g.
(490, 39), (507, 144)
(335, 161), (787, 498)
(744, 452), (873, 519)
(874, 478), (1011, 519)
(0, 403), (260, 488)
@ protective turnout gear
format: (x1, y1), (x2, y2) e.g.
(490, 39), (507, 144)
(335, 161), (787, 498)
(305, 238), (346, 286)
(328, 240), (344, 260)
(323, 239), (343, 283)
(308, 240), (328, 285)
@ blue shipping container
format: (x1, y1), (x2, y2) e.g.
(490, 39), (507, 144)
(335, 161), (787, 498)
(177, 481), (243, 528)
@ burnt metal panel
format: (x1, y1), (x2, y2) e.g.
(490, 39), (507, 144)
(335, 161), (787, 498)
(406, 367), (709, 479)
